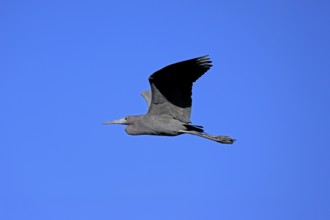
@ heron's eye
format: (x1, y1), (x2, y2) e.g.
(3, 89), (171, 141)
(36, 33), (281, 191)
(125, 117), (128, 120)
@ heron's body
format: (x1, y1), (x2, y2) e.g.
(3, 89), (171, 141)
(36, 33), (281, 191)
(124, 115), (186, 136)
(104, 55), (235, 144)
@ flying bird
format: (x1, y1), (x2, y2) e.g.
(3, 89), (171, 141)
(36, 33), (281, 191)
(104, 55), (235, 144)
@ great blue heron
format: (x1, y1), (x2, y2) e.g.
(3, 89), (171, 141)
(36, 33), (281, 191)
(104, 55), (235, 144)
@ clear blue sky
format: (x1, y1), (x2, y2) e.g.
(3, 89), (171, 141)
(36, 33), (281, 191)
(1, 0), (330, 219)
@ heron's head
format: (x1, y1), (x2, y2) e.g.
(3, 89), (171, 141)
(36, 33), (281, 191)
(103, 116), (131, 125)
(103, 116), (145, 135)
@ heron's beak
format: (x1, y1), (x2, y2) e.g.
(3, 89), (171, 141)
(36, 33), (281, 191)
(103, 117), (128, 125)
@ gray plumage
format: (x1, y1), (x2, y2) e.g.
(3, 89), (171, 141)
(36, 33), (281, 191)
(141, 90), (152, 108)
(104, 55), (235, 144)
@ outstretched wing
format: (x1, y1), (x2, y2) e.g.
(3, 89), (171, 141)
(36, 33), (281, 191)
(147, 55), (212, 123)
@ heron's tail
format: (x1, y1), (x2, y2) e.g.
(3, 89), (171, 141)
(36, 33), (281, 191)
(183, 124), (204, 133)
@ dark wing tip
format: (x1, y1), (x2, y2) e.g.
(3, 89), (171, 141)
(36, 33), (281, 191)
(149, 55), (213, 82)
(196, 55), (213, 70)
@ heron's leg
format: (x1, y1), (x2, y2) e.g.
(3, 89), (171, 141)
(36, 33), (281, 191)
(179, 130), (235, 144)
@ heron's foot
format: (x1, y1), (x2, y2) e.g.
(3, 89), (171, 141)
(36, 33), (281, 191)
(211, 135), (236, 144)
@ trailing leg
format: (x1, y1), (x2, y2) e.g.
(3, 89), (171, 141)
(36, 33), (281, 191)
(179, 130), (235, 144)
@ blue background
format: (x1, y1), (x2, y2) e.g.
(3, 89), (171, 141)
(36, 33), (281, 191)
(1, 0), (330, 219)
